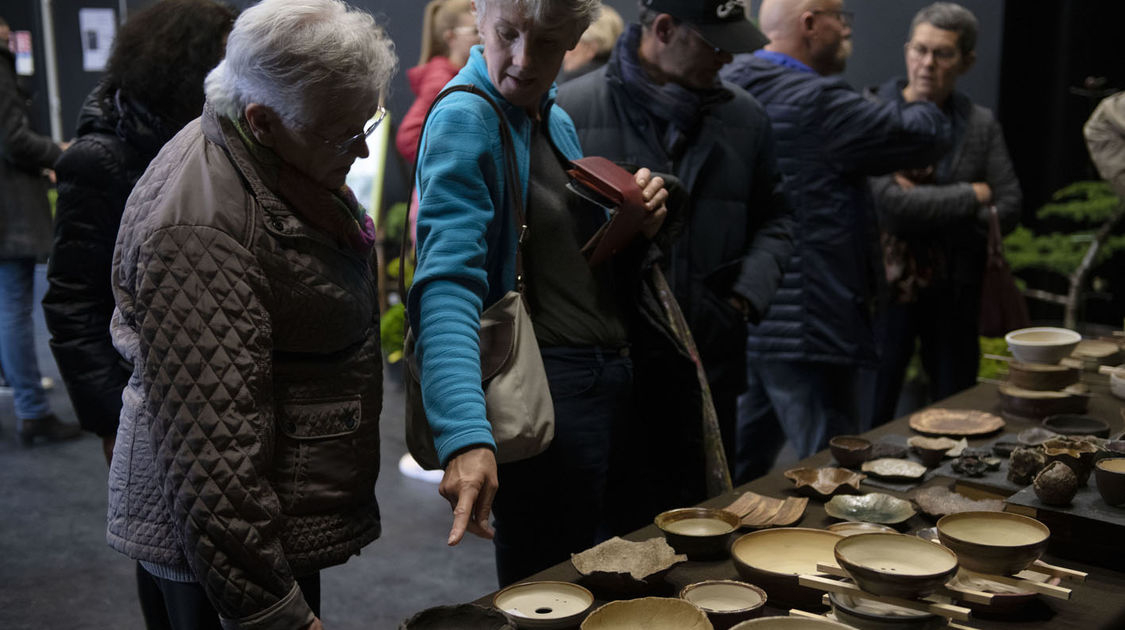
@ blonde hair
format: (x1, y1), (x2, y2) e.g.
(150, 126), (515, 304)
(418, 0), (473, 65)
(579, 4), (621, 56)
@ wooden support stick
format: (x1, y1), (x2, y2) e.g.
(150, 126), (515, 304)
(798, 574), (972, 621)
(1027, 560), (1088, 583)
(961, 569), (1072, 600)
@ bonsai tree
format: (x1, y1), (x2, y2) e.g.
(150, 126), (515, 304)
(1004, 180), (1125, 329)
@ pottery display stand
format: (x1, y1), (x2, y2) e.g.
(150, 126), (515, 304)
(788, 599), (978, 630)
(797, 560), (1084, 626)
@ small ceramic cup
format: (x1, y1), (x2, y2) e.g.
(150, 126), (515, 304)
(830, 435), (872, 468)
(1094, 457), (1125, 506)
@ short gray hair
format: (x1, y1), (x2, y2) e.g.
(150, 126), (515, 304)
(909, 2), (978, 58)
(475, 0), (601, 37)
(205, 0), (397, 125)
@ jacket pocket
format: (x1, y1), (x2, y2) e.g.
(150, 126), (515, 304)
(272, 395), (366, 515)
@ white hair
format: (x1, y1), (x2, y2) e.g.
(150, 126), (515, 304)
(205, 0), (397, 125)
(475, 0), (601, 36)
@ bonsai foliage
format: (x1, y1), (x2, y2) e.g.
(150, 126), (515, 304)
(1004, 180), (1125, 328)
(379, 201), (414, 364)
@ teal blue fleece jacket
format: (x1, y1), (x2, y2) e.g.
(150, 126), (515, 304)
(409, 46), (584, 466)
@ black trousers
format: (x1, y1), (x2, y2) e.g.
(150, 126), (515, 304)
(138, 563), (321, 630)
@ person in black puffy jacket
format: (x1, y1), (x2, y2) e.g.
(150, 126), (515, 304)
(42, 0), (235, 466)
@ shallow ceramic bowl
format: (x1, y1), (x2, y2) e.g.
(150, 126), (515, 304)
(829, 592), (946, 630)
(936, 511), (1050, 575)
(655, 508), (740, 559)
(784, 467), (867, 500)
(1042, 414), (1111, 438)
(680, 580), (767, 630)
(730, 618), (853, 630)
(1005, 327), (1082, 364)
(1017, 427), (1059, 446)
(401, 603), (516, 630)
(1094, 457), (1125, 506)
(826, 521), (897, 537)
(493, 581), (594, 629)
(570, 537), (685, 595)
(830, 435), (873, 467)
(731, 528), (843, 608)
(825, 493), (916, 525)
(834, 533), (959, 599)
(580, 597), (710, 630)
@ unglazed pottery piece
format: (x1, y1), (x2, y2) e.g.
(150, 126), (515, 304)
(722, 491), (809, 528)
(1007, 360), (1081, 391)
(908, 436), (960, 467)
(909, 408), (1005, 437)
(783, 467), (866, 500)
(493, 582), (594, 630)
(655, 508), (740, 559)
(1017, 427), (1059, 446)
(1008, 447), (1048, 485)
(680, 580), (767, 630)
(570, 537), (685, 594)
(824, 493), (916, 525)
(861, 458), (927, 481)
(581, 597), (712, 630)
(936, 511), (1050, 575)
(911, 486), (1004, 518)
(829, 435), (872, 467)
(730, 528), (843, 608)
(1034, 461), (1078, 505)
(834, 533), (959, 599)
(1005, 326), (1081, 364)
(1042, 435), (1099, 485)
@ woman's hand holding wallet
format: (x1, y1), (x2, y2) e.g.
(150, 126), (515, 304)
(567, 157), (668, 265)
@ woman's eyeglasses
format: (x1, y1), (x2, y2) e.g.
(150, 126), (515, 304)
(308, 105), (388, 157)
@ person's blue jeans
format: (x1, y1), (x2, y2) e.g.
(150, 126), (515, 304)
(491, 345), (633, 587)
(0, 258), (49, 420)
(734, 359), (861, 485)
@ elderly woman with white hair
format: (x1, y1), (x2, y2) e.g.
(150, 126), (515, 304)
(410, 0), (675, 585)
(106, 0), (394, 628)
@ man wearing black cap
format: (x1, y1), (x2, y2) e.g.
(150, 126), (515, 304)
(719, 0), (951, 483)
(558, 0), (795, 493)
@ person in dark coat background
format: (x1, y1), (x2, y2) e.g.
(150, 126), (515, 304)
(557, 0), (795, 478)
(42, 3), (235, 627)
(866, 2), (1021, 428)
(0, 15), (76, 445)
(720, 0), (951, 483)
(43, 0), (236, 466)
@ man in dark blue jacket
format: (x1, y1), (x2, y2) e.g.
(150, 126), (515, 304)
(720, 0), (950, 483)
(558, 0), (795, 477)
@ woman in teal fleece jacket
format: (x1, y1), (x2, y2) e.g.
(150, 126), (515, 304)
(409, 0), (669, 586)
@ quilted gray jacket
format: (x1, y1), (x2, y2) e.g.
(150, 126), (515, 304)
(108, 105), (383, 630)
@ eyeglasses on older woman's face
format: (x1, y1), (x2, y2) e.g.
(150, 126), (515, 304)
(306, 105), (388, 157)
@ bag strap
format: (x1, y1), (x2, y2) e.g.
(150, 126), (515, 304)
(399, 84), (528, 308)
(986, 205), (1004, 262)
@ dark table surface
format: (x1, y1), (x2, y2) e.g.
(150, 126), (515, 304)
(475, 380), (1125, 629)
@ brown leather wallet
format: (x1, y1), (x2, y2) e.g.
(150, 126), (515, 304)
(567, 156), (647, 267)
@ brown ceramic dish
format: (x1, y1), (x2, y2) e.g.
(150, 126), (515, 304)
(1042, 435), (1100, 486)
(580, 597), (710, 630)
(1042, 413), (1111, 438)
(834, 533), (959, 599)
(730, 528), (843, 608)
(907, 436), (960, 467)
(655, 507), (740, 559)
(909, 408), (1005, 437)
(1094, 457), (1125, 506)
(401, 604), (516, 630)
(723, 491), (808, 529)
(830, 435), (872, 467)
(730, 619), (853, 630)
(783, 467), (866, 500)
(936, 511), (1050, 575)
(680, 580), (767, 630)
(828, 592), (946, 630)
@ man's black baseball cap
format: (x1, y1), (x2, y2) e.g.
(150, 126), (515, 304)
(641, 0), (770, 53)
